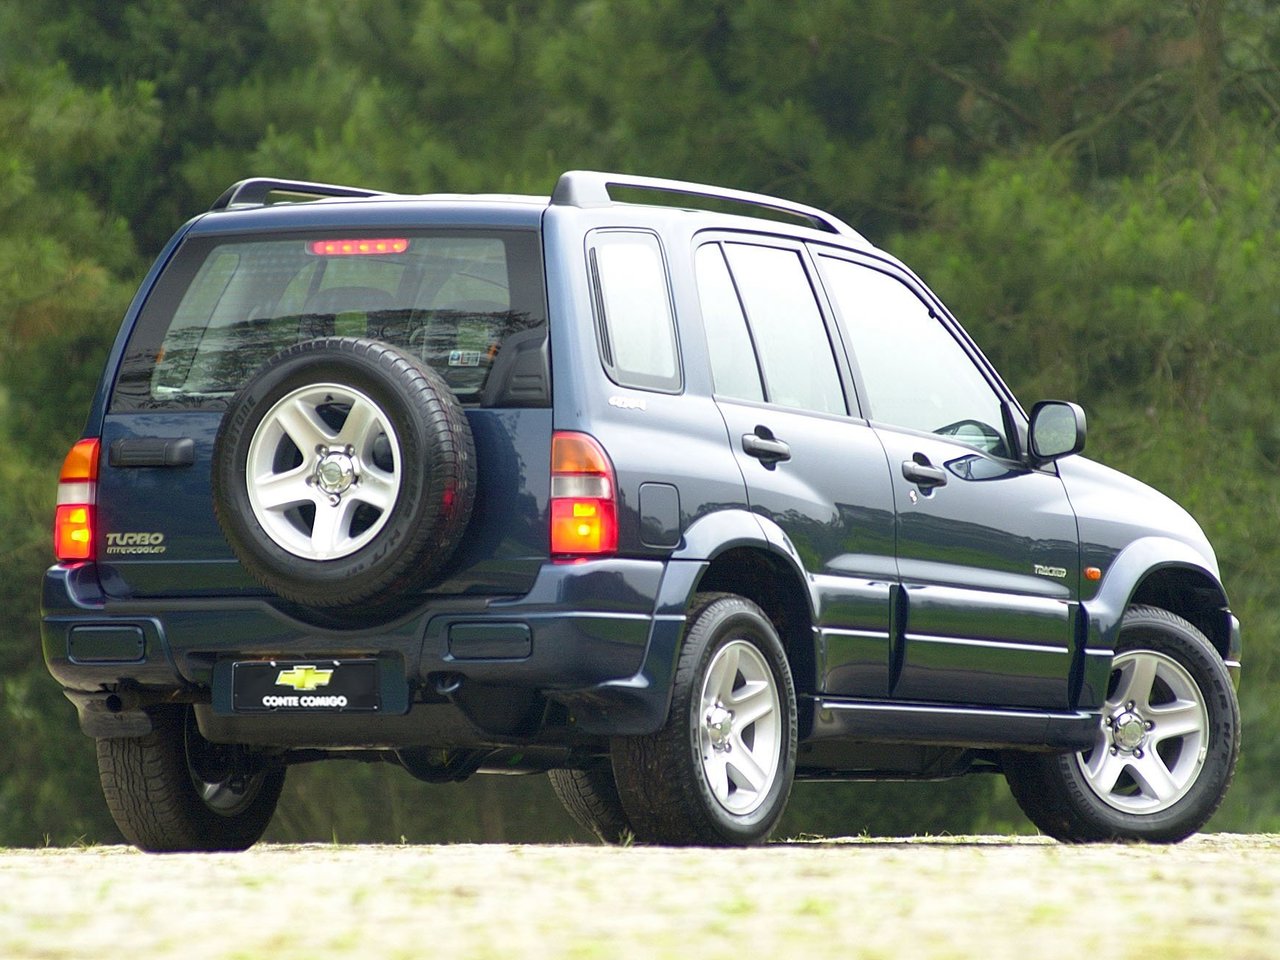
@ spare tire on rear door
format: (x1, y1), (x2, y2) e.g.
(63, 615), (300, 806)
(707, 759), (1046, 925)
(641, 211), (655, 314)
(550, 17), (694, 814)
(212, 337), (475, 609)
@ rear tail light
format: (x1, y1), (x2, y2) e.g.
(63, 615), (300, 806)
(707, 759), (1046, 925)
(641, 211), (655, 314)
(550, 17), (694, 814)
(54, 438), (100, 562)
(550, 432), (618, 557)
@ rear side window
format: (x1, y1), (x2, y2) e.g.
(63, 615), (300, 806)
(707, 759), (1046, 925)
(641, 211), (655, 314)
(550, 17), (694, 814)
(112, 229), (548, 409)
(694, 244), (764, 402)
(588, 231), (682, 393)
(704, 242), (846, 416)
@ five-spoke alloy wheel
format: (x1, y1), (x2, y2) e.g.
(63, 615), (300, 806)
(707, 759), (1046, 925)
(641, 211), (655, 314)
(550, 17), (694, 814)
(1075, 648), (1209, 815)
(213, 338), (475, 610)
(697, 639), (784, 818)
(246, 381), (402, 561)
(610, 592), (797, 846)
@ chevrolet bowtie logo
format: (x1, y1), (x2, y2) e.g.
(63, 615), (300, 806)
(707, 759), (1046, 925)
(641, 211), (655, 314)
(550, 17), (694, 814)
(275, 665), (334, 692)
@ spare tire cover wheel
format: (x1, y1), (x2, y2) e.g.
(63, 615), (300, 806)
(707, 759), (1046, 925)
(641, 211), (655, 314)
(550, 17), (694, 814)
(212, 337), (475, 608)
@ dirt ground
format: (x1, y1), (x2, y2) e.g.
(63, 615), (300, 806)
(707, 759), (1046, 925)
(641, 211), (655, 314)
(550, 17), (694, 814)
(2, 834), (1276, 960)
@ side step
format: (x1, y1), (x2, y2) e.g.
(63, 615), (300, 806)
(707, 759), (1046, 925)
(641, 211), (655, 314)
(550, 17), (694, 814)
(808, 697), (1100, 751)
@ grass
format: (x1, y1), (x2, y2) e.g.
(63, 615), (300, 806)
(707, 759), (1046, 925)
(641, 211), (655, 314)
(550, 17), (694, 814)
(2, 835), (1277, 960)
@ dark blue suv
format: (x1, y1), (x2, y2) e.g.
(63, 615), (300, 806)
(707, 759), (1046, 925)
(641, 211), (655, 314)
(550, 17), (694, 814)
(43, 172), (1241, 850)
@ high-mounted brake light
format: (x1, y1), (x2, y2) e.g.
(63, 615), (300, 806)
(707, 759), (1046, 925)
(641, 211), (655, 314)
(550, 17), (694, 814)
(550, 432), (618, 557)
(54, 438), (100, 562)
(307, 238), (410, 256)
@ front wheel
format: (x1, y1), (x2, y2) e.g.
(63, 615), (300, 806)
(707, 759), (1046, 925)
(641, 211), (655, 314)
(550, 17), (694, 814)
(610, 593), (798, 846)
(97, 706), (285, 852)
(1004, 605), (1239, 843)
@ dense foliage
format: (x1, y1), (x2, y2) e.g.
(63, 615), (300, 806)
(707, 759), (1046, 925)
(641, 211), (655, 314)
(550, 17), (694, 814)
(1, 0), (1276, 845)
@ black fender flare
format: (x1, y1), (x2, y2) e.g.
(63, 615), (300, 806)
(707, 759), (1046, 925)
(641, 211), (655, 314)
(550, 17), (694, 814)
(567, 509), (817, 735)
(1077, 535), (1230, 707)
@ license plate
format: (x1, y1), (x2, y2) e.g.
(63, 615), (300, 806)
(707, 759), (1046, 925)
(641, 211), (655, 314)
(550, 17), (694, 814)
(232, 659), (380, 713)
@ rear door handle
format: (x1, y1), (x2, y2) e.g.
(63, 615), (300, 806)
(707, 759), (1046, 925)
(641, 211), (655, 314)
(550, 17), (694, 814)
(742, 428), (791, 465)
(901, 457), (947, 489)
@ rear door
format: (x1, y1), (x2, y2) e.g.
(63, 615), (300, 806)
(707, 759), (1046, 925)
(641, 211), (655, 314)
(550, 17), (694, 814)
(815, 252), (1080, 709)
(695, 238), (898, 698)
(99, 225), (553, 600)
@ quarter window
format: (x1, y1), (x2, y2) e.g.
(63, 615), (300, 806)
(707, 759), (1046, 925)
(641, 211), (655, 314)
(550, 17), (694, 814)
(589, 232), (681, 392)
(819, 256), (1010, 456)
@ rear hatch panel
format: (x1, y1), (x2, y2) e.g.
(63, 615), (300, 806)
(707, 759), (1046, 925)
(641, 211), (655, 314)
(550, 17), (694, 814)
(93, 205), (553, 605)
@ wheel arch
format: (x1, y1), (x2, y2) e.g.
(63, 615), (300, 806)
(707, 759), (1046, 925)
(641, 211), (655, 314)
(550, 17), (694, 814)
(1079, 536), (1238, 707)
(568, 510), (818, 737)
(1128, 567), (1234, 661)
(694, 546), (817, 696)
(1084, 537), (1232, 656)
(677, 509), (819, 706)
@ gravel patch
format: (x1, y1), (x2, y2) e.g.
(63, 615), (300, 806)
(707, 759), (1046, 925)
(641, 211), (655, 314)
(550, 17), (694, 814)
(2, 834), (1275, 960)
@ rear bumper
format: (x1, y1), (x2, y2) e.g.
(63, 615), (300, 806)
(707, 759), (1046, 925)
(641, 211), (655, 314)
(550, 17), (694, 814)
(42, 556), (705, 743)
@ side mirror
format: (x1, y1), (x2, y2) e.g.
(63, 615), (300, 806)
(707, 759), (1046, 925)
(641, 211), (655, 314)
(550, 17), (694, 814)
(1029, 400), (1086, 465)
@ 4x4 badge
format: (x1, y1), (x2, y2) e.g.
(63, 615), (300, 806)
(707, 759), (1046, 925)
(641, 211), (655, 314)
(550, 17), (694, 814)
(275, 665), (334, 691)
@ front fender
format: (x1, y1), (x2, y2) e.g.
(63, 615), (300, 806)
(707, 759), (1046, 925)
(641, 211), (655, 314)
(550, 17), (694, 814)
(1076, 535), (1227, 706)
(1083, 536), (1226, 650)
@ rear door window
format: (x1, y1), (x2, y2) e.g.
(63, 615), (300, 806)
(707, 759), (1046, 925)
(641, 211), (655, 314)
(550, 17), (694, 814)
(693, 244), (764, 403)
(112, 229), (547, 409)
(695, 241), (847, 416)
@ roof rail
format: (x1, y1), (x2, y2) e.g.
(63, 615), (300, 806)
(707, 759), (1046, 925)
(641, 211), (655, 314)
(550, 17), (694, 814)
(550, 170), (864, 240)
(209, 178), (388, 211)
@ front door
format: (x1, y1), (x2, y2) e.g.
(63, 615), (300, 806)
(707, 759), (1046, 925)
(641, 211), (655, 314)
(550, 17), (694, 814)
(815, 251), (1080, 709)
(877, 427), (1081, 707)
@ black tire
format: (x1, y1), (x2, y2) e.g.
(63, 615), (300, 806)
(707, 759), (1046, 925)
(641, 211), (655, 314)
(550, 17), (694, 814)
(212, 337), (475, 609)
(1003, 605), (1239, 843)
(610, 593), (797, 846)
(97, 706), (285, 852)
(548, 763), (635, 844)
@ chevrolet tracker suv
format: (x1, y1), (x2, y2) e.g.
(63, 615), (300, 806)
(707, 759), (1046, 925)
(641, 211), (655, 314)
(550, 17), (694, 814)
(43, 172), (1241, 851)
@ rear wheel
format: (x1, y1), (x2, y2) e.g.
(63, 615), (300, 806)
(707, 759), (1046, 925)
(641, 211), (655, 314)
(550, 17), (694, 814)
(547, 763), (634, 844)
(610, 593), (797, 846)
(97, 706), (285, 852)
(1004, 605), (1239, 843)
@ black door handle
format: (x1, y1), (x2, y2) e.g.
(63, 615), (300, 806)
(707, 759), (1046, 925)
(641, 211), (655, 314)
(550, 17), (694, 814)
(742, 428), (791, 465)
(902, 457), (947, 488)
(108, 437), (196, 468)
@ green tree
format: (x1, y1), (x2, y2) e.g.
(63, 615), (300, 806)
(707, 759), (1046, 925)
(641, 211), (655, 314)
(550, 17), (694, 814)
(1, 0), (1277, 844)
(0, 6), (160, 843)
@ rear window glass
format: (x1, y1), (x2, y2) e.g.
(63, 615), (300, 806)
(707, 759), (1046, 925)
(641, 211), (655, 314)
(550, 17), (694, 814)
(112, 229), (547, 409)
